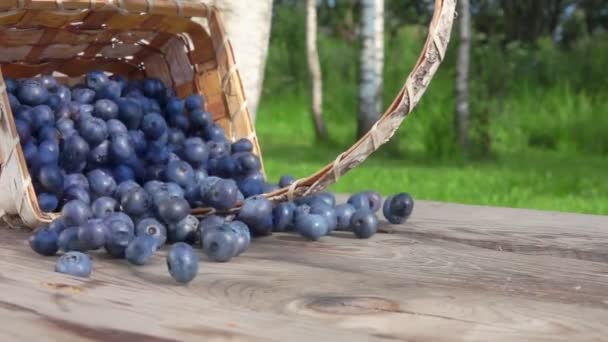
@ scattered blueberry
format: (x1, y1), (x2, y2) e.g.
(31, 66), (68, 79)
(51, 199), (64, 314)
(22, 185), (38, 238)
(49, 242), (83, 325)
(167, 242), (199, 283)
(55, 251), (92, 278)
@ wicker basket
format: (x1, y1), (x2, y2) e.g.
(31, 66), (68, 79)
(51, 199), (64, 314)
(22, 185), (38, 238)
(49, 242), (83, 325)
(0, 0), (456, 228)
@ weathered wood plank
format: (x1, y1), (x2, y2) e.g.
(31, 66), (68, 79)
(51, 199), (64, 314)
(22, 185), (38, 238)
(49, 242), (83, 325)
(0, 200), (607, 341)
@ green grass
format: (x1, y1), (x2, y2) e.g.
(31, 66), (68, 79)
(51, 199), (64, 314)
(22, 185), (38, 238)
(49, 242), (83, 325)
(255, 89), (608, 216)
(255, 19), (608, 215)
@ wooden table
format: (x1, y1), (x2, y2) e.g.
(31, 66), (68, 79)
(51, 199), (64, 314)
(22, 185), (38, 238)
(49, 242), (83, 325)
(1, 200), (607, 341)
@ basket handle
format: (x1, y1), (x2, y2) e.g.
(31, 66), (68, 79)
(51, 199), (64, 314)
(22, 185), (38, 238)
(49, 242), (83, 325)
(261, 0), (457, 204)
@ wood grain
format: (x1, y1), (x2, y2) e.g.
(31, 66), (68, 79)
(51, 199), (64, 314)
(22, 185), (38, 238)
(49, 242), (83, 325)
(1, 199), (607, 341)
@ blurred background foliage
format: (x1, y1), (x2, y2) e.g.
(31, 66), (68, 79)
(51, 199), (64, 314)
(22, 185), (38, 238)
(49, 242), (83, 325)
(255, 0), (608, 214)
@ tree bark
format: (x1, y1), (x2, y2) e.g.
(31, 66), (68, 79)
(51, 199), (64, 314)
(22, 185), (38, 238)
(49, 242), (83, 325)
(357, 0), (384, 139)
(196, 0), (273, 122)
(306, 0), (328, 140)
(455, 0), (471, 150)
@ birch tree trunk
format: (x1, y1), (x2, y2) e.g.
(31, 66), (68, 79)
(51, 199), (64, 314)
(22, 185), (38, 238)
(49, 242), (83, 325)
(455, 0), (471, 150)
(357, 0), (384, 139)
(306, 0), (328, 140)
(195, 0), (273, 122)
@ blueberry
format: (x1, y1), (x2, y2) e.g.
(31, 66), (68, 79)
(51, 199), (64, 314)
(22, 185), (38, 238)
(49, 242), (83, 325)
(229, 221), (251, 256)
(15, 119), (31, 142)
(175, 113), (192, 132)
(382, 193), (414, 224)
(156, 197), (190, 224)
(198, 215), (225, 245)
(141, 112), (167, 140)
(61, 135), (90, 172)
(136, 217), (167, 247)
(105, 212), (135, 234)
(109, 164), (133, 183)
(97, 80), (122, 101)
(185, 94), (204, 111)
(48, 218), (67, 234)
(125, 235), (157, 265)
(58, 226), (87, 252)
(189, 109), (212, 129)
(86, 70), (109, 91)
(168, 128), (185, 148)
(207, 140), (229, 159)
(296, 214), (328, 241)
(350, 210), (378, 239)
(278, 175), (295, 188)
(56, 118), (75, 138)
(109, 133), (134, 163)
(14, 106), (33, 124)
(231, 138), (253, 154)
(54, 85), (72, 103)
(72, 87), (96, 104)
(39, 126), (61, 144)
(118, 98), (143, 129)
(55, 105), (72, 121)
(38, 140), (59, 164)
(167, 242), (199, 283)
(143, 78), (164, 98)
(335, 204), (356, 230)
(120, 187), (151, 216)
(38, 74), (58, 90)
(184, 183), (204, 207)
(168, 215), (199, 244)
(102, 120), (126, 139)
(110, 74), (127, 90)
(38, 192), (59, 212)
(113, 181), (138, 201)
(204, 179), (238, 210)
(32, 105), (54, 130)
(165, 96), (184, 116)
(88, 140), (110, 166)
(17, 81), (49, 106)
(55, 251), (92, 278)
(63, 173), (89, 190)
(203, 225), (238, 262)
(293, 204), (311, 225)
(364, 191), (382, 212)
(165, 160), (194, 187)
(104, 218), (135, 258)
(38, 164), (64, 193)
(143, 180), (164, 194)
(210, 156), (237, 178)
(29, 227), (59, 256)
(316, 192), (336, 207)
(237, 196), (273, 236)
(203, 123), (226, 142)
(5, 77), (17, 93)
(193, 168), (207, 184)
(234, 152), (261, 175)
(310, 203), (337, 233)
(347, 192), (371, 211)
(22, 141), (38, 163)
(144, 144), (170, 165)
(128, 129), (147, 155)
(181, 138), (209, 166)
(91, 196), (117, 219)
(237, 178), (264, 198)
(79, 118), (108, 146)
(272, 202), (295, 232)
(78, 219), (108, 250)
(199, 176), (221, 199)
(87, 169), (116, 198)
(45, 94), (62, 111)
(62, 186), (91, 204)
(8, 93), (20, 109)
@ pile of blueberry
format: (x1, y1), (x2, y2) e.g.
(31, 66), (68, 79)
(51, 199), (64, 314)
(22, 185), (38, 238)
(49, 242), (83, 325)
(10, 71), (414, 283)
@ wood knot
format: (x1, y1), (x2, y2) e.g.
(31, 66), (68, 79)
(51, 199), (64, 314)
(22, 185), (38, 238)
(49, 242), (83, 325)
(303, 296), (400, 316)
